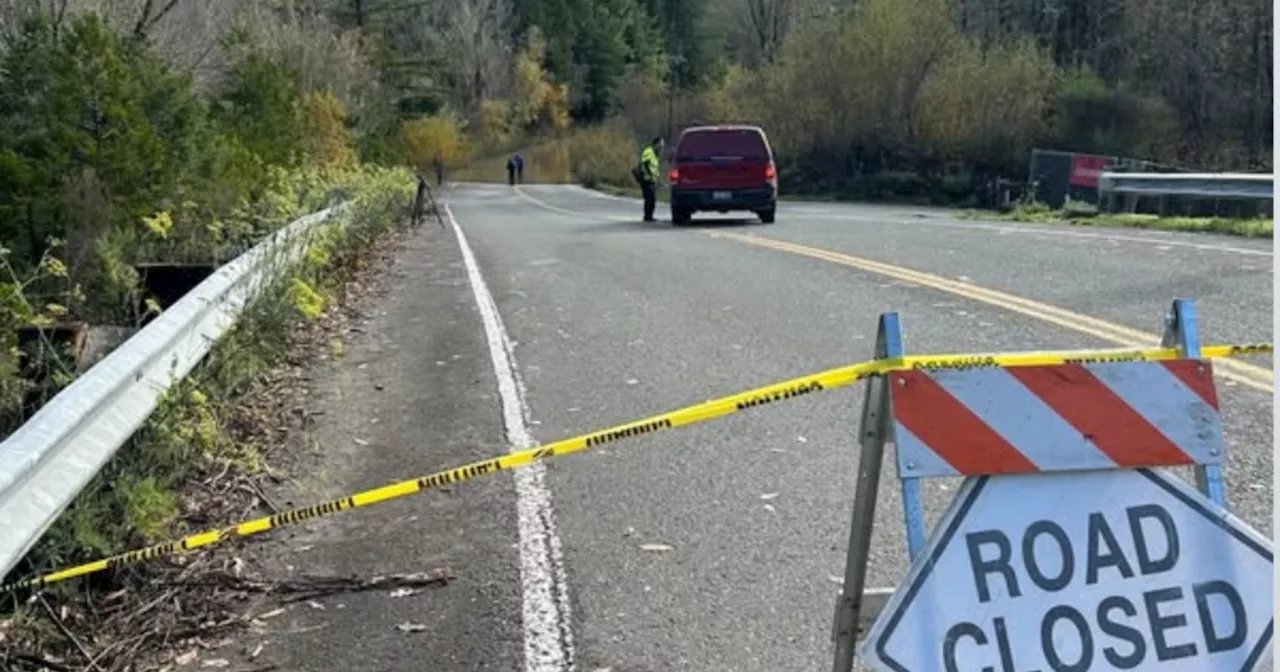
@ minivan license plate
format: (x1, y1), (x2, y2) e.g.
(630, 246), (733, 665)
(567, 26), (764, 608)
(712, 191), (731, 201)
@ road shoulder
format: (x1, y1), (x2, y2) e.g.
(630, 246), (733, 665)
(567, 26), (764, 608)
(229, 218), (525, 671)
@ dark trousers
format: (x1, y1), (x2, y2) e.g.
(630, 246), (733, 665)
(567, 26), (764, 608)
(507, 167), (515, 186)
(640, 180), (656, 221)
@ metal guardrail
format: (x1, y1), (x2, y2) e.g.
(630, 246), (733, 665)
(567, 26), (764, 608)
(1098, 172), (1274, 200)
(0, 204), (344, 579)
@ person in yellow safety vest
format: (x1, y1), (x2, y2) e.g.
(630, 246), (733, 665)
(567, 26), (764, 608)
(636, 136), (663, 222)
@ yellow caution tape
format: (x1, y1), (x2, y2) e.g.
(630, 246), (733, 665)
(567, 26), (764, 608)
(3, 342), (1271, 594)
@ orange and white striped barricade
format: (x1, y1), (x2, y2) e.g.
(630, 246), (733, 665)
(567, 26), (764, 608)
(831, 299), (1273, 672)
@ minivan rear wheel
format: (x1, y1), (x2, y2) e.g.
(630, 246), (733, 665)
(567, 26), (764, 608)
(672, 207), (692, 226)
(757, 205), (776, 224)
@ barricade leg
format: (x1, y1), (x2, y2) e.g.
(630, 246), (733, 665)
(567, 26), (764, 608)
(878, 318), (928, 560)
(1163, 298), (1227, 507)
(830, 313), (903, 672)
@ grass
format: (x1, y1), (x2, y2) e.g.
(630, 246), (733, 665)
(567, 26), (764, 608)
(956, 202), (1273, 238)
(453, 120), (638, 189)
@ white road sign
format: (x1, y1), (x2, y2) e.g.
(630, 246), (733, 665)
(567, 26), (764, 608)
(861, 468), (1274, 672)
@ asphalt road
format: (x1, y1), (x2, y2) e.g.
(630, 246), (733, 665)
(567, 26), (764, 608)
(236, 183), (1274, 672)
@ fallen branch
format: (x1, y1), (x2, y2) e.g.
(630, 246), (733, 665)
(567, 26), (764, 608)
(3, 651), (76, 672)
(36, 594), (103, 672)
(164, 568), (454, 604)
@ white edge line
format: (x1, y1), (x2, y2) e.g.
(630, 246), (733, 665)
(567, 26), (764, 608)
(445, 203), (575, 672)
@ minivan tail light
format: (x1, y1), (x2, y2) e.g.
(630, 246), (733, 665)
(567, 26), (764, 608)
(669, 168), (680, 183)
(765, 163), (776, 180)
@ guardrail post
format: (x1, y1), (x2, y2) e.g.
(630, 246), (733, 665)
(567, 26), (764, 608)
(830, 312), (902, 672)
(1162, 298), (1227, 508)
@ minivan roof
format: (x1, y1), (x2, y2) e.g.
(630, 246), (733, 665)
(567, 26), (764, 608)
(679, 124), (765, 135)
(674, 125), (772, 162)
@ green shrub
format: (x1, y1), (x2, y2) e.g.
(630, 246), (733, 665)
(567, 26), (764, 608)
(213, 45), (306, 174)
(569, 120), (638, 187)
(0, 14), (209, 271)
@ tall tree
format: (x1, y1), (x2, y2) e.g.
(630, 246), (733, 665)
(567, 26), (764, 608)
(657, 0), (721, 90)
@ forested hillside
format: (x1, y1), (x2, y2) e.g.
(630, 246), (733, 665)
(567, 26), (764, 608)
(0, 0), (1271, 412)
(0, 0), (1269, 259)
(397, 0), (1273, 200)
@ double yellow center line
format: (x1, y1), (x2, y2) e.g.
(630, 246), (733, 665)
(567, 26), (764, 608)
(508, 186), (1273, 393)
(710, 232), (1272, 393)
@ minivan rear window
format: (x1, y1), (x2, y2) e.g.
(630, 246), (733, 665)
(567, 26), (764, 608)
(676, 129), (769, 161)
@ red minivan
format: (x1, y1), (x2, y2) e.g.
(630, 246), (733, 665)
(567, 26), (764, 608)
(667, 124), (777, 225)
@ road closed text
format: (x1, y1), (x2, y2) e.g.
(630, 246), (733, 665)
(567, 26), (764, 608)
(943, 503), (1250, 672)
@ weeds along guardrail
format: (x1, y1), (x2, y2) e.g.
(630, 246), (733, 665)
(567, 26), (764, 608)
(0, 201), (357, 580)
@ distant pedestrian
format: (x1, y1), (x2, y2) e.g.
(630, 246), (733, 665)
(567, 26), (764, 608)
(514, 153), (525, 183)
(433, 155), (444, 186)
(507, 156), (516, 186)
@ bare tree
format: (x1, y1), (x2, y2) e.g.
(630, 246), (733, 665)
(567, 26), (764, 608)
(371, 0), (513, 114)
(443, 0), (514, 109)
(744, 0), (793, 64)
(0, 0), (255, 89)
(132, 0), (182, 36)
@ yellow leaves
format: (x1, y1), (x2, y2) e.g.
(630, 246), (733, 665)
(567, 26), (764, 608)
(43, 303), (66, 317)
(509, 26), (571, 136)
(306, 241), (331, 268)
(303, 89), (358, 171)
(512, 27), (550, 128)
(543, 83), (571, 132)
(39, 256), (68, 278)
(194, 407), (219, 451)
(142, 211), (175, 240)
(400, 113), (467, 169)
(290, 277), (326, 320)
(480, 100), (515, 150)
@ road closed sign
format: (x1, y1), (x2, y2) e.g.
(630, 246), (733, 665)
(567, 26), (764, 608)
(861, 468), (1273, 672)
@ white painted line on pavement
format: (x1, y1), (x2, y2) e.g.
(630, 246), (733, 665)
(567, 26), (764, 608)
(446, 204), (576, 672)
(565, 185), (636, 202)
